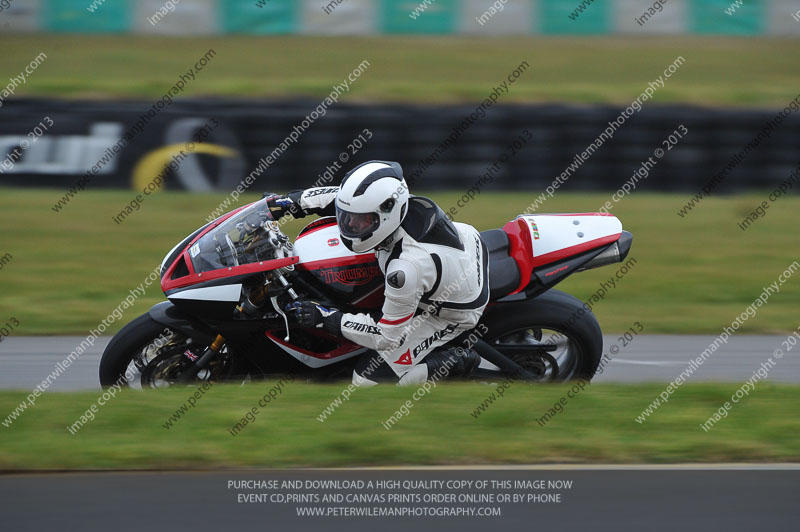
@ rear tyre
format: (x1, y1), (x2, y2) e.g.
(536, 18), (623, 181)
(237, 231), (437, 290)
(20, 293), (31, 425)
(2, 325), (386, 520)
(478, 289), (603, 381)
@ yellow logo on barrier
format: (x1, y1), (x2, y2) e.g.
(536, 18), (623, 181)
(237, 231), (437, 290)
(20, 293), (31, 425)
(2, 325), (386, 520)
(131, 143), (238, 192)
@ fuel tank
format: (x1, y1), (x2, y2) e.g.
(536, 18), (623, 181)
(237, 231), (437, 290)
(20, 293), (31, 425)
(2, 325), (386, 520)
(293, 217), (384, 309)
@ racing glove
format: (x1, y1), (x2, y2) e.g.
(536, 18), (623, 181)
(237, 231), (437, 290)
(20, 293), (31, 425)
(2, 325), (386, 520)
(264, 193), (297, 220)
(286, 300), (342, 335)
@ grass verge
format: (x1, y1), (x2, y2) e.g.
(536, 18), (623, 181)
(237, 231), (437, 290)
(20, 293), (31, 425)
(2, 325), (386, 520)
(2, 35), (799, 106)
(0, 383), (798, 469)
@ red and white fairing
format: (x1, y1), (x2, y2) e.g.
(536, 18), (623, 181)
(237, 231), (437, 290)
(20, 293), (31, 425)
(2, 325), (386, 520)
(520, 214), (622, 267)
(292, 218), (385, 307)
(501, 213), (623, 295)
(293, 219), (366, 263)
(266, 218), (383, 367)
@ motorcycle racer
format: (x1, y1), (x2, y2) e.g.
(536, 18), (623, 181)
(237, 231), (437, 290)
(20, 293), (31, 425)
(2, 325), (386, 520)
(267, 160), (489, 386)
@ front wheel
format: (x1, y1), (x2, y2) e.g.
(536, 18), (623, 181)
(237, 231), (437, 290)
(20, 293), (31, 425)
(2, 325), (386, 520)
(99, 313), (232, 388)
(478, 289), (603, 382)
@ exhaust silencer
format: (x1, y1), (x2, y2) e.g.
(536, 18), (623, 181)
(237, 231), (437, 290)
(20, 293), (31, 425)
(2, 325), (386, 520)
(577, 231), (633, 272)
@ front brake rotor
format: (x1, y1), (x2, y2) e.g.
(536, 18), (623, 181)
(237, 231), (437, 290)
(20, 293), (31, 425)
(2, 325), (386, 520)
(140, 352), (191, 388)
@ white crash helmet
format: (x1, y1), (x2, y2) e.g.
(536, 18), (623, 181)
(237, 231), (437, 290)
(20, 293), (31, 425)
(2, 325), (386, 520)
(335, 160), (409, 253)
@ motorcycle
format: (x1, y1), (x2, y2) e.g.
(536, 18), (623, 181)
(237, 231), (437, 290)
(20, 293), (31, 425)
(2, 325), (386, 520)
(99, 196), (632, 388)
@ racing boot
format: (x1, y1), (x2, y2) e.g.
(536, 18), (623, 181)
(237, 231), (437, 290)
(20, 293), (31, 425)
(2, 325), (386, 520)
(424, 346), (481, 380)
(397, 346), (480, 386)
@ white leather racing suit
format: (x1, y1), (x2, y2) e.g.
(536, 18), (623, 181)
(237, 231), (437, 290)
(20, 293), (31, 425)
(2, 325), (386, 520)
(287, 187), (489, 385)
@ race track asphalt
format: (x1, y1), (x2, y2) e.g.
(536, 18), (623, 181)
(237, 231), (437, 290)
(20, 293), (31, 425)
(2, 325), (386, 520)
(0, 466), (797, 531)
(0, 334), (796, 390)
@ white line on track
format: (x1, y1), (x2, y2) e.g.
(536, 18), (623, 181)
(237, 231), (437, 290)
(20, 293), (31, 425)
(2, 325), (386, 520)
(611, 359), (687, 366)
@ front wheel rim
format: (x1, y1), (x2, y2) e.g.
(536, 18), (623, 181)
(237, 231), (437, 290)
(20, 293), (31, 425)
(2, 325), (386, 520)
(118, 330), (184, 389)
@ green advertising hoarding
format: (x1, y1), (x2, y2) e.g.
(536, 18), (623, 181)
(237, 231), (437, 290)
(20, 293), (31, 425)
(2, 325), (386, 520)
(381, 0), (459, 34)
(45, 0), (132, 33)
(219, 0), (298, 34)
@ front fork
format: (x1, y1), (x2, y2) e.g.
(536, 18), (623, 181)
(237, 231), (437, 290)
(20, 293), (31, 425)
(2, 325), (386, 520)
(178, 334), (226, 382)
(179, 270), (299, 382)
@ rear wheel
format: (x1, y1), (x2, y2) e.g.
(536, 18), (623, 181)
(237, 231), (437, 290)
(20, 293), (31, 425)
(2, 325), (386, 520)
(478, 289), (603, 381)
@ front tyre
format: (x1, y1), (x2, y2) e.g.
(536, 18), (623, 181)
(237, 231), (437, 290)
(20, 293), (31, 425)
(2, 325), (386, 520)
(99, 313), (233, 388)
(479, 289), (603, 381)
(99, 313), (179, 387)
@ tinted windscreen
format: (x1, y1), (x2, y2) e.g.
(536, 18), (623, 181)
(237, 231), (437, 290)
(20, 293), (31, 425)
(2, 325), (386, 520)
(189, 202), (282, 273)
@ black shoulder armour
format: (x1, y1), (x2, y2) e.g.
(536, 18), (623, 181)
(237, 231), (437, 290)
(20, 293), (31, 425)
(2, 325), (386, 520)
(400, 196), (464, 251)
